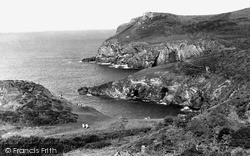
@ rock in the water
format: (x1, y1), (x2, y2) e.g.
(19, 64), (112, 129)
(82, 57), (96, 62)
(78, 87), (89, 95)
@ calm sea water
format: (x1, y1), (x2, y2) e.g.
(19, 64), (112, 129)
(0, 31), (180, 119)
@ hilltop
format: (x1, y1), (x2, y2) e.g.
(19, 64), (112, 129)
(94, 8), (250, 69)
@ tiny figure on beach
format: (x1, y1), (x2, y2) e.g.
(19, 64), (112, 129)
(85, 124), (89, 129)
(205, 66), (210, 74)
(82, 123), (90, 129)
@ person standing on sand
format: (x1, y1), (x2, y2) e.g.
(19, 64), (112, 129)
(205, 66), (210, 74)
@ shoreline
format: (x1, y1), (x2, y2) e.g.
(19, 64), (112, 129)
(81, 56), (143, 70)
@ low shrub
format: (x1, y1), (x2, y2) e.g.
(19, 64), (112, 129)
(230, 126), (250, 148)
(84, 141), (111, 149)
(163, 116), (174, 126)
(180, 145), (203, 156)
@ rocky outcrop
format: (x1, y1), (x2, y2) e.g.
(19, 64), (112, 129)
(94, 8), (250, 69)
(96, 39), (225, 69)
(85, 66), (228, 110)
(82, 56), (96, 62)
(78, 87), (89, 95)
(117, 83), (250, 155)
(81, 46), (250, 110)
(0, 80), (78, 126)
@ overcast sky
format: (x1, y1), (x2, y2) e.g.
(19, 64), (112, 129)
(0, 0), (249, 33)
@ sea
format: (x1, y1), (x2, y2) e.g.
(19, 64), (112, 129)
(0, 30), (180, 119)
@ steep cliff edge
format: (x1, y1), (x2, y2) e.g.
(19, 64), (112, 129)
(95, 8), (250, 69)
(78, 47), (250, 155)
(83, 49), (250, 155)
(81, 48), (249, 109)
(80, 8), (250, 109)
(0, 80), (78, 126)
(81, 8), (250, 155)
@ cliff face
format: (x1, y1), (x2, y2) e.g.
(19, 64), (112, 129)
(86, 48), (250, 110)
(80, 8), (250, 109)
(95, 8), (250, 69)
(0, 80), (78, 126)
(81, 47), (250, 155)
(96, 39), (225, 69)
(79, 9), (250, 155)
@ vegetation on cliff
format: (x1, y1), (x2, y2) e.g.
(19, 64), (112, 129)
(0, 80), (78, 126)
(0, 127), (151, 155)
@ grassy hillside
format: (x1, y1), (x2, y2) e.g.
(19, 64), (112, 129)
(111, 8), (250, 46)
(0, 80), (78, 126)
(94, 8), (250, 69)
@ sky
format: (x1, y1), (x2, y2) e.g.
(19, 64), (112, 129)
(0, 0), (249, 33)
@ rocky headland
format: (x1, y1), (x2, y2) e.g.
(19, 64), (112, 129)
(0, 80), (79, 126)
(79, 8), (250, 109)
(78, 8), (250, 155)
(94, 9), (249, 69)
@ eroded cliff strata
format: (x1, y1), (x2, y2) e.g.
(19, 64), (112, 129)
(80, 8), (250, 110)
(96, 39), (226, 69)
(94, 8), (249, 69)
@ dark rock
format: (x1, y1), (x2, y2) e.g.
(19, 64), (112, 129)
(217, 127), (234, 142)
(82, 57), (96, 62)
(180, 146), (203, 156)
(160, 87), (169, 99)
(78, 87), (89, 95)
(189, 91), (207, 110)
(230, 126), (250, 148)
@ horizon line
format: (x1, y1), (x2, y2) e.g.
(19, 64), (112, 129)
(0, 29), (117, 34)
(0, 7), (249, 34)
